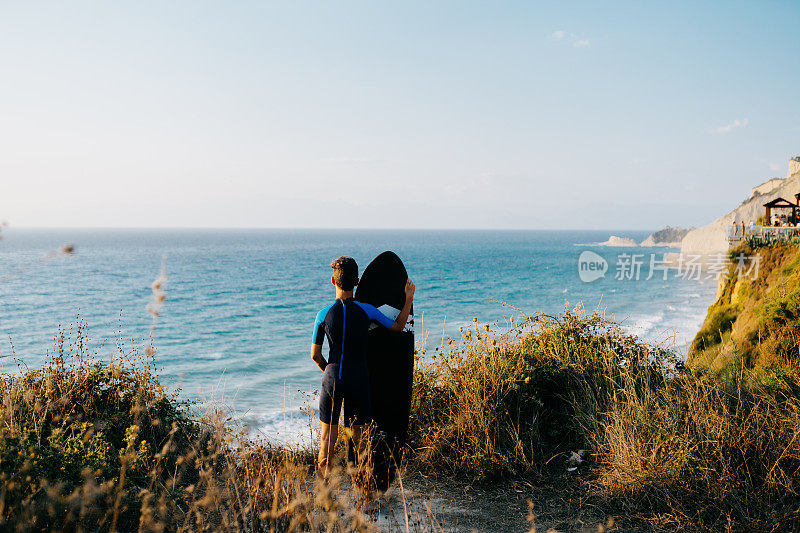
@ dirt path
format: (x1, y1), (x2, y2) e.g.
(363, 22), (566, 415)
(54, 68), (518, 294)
(366, 474), (651, 532)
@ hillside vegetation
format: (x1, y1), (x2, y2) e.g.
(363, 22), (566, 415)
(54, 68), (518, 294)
(688, 241), (800, 371)
(411, 309), (800, 529)
(3, 300), (800, 530)
(0, 323), (375, 532)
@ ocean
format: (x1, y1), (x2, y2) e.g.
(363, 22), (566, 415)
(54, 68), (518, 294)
(0, 229), (717, 444)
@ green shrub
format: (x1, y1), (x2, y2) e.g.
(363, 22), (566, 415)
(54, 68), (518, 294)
(690, 304), (739, 352)
(409, 309), (675, 478)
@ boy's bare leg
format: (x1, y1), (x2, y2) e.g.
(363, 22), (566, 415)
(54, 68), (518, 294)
(318, 421), (338, 478)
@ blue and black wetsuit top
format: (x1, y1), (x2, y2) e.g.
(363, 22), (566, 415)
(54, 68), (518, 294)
(312, 297), (393, 382)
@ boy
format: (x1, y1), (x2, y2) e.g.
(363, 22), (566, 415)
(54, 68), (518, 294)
(310, 256), (414, 478)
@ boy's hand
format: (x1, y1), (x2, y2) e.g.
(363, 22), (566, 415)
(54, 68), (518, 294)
(390, 278), (415, 332)
(405, 277), (415, 301)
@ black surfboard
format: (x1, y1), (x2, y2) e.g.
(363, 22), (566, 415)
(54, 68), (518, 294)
(354, 251), (414, 491)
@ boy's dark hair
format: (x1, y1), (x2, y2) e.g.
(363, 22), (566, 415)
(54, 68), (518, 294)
(331, 256), (358, 291)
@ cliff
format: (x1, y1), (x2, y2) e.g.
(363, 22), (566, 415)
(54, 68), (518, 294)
(640, 226), (692, 247)
(680, 158), (800, 254)
(687, 241), (800, 371)
(598, 235), (638, 247)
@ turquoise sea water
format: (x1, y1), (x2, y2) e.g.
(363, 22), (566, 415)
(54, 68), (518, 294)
(0, 229), (716, 443)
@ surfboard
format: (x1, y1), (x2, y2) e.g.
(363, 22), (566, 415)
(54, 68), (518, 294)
(354, 250), (414, 491)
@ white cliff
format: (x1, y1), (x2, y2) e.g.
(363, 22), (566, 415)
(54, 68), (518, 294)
(680, 158), (800, 254)
(750, 178), (783, 198)
(598, 235), (639, 247)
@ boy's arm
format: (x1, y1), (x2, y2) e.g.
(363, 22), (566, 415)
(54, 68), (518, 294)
(310, 343), (327, 371)
(390, 278), (415, 332)
(356, 278), (416, 332)
(311, 308), (327, 371)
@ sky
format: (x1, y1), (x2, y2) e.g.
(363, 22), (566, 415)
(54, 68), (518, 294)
(1, 1), (799, 230)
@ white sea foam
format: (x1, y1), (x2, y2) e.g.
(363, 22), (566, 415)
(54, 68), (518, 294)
(629, 311), (665, 338)
(623, 286), (714, 355)
(247, 406), (317, 448)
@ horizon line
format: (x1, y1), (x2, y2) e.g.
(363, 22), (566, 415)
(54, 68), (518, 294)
(4, 226), (667, 232)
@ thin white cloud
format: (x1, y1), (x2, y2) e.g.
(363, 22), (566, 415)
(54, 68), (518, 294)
(551, 30), (589, 47)
(769, 162), (781, 171)
(713, 118), (749, 134)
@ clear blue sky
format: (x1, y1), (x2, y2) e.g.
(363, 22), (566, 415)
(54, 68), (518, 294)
(2, 1), (799, 229)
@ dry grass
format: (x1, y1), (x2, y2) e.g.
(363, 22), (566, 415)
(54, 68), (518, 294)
(0, 320), (385, 532)
(3, 304), (800, 530)
(594, 365), (800, 528)
(410, 306), (800, 530)
(409, 307), (675, 479)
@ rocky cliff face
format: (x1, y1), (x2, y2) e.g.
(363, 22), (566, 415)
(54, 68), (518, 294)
(640, 226), (692, 247)
(749, 178), (784, 198)
(791, 157), (800, 177)
(680, 159), (800, 254)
